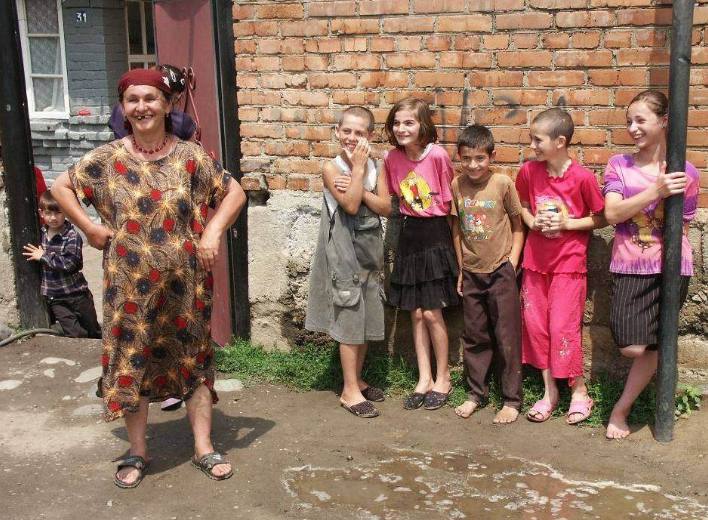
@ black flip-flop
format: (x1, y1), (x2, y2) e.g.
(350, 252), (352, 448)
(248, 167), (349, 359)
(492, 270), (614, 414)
(361, 386), (385, 402)
(403, 392), (426, 410)
(341, 400), (379, 418)
(192, 452), (233, 481)
(114, 455), (148, 489)
(423, 388), (453, 410)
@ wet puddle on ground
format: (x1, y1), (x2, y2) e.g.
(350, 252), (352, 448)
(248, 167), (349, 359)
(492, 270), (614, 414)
(283, 448), (707, 519)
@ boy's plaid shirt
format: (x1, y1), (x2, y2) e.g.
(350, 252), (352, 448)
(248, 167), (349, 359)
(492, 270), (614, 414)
(40, 222), (89, 297)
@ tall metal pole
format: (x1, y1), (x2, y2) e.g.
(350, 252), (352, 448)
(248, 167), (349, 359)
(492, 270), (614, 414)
(212, 0), (250, 339)
(655, 0), (695, 443)
(0, 1), (49, 329)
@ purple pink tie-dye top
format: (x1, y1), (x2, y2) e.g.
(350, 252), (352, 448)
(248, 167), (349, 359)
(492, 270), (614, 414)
(602, 154), (699, 276)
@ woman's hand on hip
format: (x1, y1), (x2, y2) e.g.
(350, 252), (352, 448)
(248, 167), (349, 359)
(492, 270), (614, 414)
(86, 223), (114, 250)
(197, 228), (221, 271)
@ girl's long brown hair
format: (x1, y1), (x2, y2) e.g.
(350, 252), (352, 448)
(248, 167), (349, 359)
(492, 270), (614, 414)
(384, 98), (438, 148)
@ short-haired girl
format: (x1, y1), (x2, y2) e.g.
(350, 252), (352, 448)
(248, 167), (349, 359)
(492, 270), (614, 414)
(383, 98), (459, 410)
(604, 90), (699, 439)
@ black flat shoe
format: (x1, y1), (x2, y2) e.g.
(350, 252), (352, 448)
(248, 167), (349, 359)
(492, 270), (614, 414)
(361, 386), (385, 402)
(423, 389), (452, 410)
(403, 392), (426, 410)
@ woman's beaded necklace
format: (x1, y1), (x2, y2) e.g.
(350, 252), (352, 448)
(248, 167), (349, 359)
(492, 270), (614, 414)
(132, 134), (169, 155)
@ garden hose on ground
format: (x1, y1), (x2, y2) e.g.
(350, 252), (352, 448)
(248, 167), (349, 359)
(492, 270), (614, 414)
(0, 328), (62, 347)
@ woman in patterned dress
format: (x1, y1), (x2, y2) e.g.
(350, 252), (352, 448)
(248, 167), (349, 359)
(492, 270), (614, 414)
(52, 69), (246, 487)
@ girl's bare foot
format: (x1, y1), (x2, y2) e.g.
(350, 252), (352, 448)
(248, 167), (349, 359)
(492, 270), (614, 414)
(455, 400), (478, 418)
(493, 406), (519, 424)
(413, 379), (433, 395)
(606, 408), (631, 439)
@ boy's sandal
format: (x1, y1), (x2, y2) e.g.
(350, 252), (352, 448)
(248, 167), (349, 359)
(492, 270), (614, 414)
(191, 452), (233, 481)
(566, 398), (594, 425)
(526, 399), (557, 423)
(361, 386), (385, 402)
(403, 392), (426, 410)
(423, 388), (453, 410)
(341, 400), (380, 418)
(114, 455), (148, 489)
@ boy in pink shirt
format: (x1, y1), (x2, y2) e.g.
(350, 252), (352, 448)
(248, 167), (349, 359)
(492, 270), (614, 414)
(515, 108), (605, 425)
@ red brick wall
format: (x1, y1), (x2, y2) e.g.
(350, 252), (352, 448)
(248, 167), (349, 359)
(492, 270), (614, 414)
(233, 1), (708, 207)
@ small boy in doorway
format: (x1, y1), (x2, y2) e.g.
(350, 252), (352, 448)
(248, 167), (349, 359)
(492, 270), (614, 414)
(23, 191), (101, 338)
(450, 125), (525, 424)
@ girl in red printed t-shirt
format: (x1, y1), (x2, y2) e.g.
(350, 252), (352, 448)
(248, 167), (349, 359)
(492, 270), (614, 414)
(515, 108), (605, 425)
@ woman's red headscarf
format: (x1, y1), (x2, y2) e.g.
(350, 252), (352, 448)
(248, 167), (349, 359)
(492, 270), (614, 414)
(118, 69), (172, 96)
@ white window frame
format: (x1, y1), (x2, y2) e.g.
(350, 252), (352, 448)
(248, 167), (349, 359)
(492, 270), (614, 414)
(16, 0), (71, 119)
(125, 0), (156, 69)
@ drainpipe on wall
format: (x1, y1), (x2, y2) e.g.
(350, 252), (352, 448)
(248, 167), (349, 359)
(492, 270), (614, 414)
(0, 1), (49, 329)
(212, 0), (250, 340)
(654, 0), (695, 443)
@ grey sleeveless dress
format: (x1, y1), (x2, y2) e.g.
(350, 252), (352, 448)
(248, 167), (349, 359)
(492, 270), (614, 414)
(305, 157), (385, 344)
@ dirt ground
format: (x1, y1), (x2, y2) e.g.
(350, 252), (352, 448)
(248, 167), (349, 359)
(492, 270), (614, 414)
(0, 335), (707, 520)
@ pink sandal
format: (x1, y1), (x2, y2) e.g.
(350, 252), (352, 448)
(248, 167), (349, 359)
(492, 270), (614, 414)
(566, 398), (594, 425)
(526, 398), (557, 423)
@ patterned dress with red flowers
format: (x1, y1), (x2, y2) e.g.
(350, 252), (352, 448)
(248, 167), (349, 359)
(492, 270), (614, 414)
(68, 140), (231, 421)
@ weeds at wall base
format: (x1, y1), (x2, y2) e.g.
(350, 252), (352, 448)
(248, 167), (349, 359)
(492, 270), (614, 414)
(216, 340), (702, 428)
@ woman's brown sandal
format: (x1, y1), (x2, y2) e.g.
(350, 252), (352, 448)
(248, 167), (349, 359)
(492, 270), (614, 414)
(114, 455), (148, 489)
(191, 452), (233, 481)
(341, 400), (380, 418)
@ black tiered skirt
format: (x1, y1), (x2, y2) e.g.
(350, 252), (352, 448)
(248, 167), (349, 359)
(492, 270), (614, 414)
(388, 216), (460, 311)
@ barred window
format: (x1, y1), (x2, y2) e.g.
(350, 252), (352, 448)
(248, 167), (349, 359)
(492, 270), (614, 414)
(126, 0), (156, 69)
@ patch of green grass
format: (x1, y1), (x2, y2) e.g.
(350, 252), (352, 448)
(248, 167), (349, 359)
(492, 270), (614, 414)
(216, 340), (702, 428)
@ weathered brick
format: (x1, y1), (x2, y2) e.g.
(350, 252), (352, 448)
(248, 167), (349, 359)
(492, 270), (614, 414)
(474, 109), (528, 125)
(556, 11), (615, 28)
(497, 13), (552, 31)
(530, 0), (586, 7)
(617, 49), (669, 66)
(589, 69), (646, 87)
(589, 109), (626, 126)
(470, 71), (523, 87)
(527, 71), (586, 87)
(635, 29), (667, 47)
(308, 1), (356, 17)
(397, 36), (422, 51)
(282, 56), (304, 71)
(359, 72), (409, 88)
(382, 16), (435, 33)
(283, 91), (330, 106)
(274, 158), (322, 175)
(552, 89), (610, 106)
(308, 72), (357, 89)
(542, 33), (570, 49)
(360, 0), (409, 15)
(453, 35), (482, 51)
(425, 35), (452, 51)
(437, 15), (492, 33)
(603, 30), (632, 48)
(497, 51), (552, 68)
(370, 37), (396, 52)
(512, 33), (539, 49)
(281, 20), (329, 36)
(331, 18), (380, 34)
(285, 126), (331, 141)
(493, 90), (549, 106)
(256, 3), (303, 19)
(413, 0), (464, 13)
(241, 123), (284, 139)
(332, 90), (381, 105)
(342, 37), (368, 52)
(492, 127), (530, 144)
(554, 50), (613, 68)
(238, 107), (259, 121)
(572, 129), (608, 145)
(304, 38), (341, 53)
(332, 53), (381, 71)
(469, 0), (525, 11)
(264, 141), (310, 157)
(266, 175), (287, 190)
(414, 72), (465, 88)
(483, 34), (510, 50)
(286, 176), (311, 191)
(615, 88), (656, 107)
(304, 55), (330, 71)
(571, 32), (601, 49)
(439, 52), (493, 69)
(616, 8), (672, 26)
(384, 90), (435, 104)
(384, 52), (436, 69)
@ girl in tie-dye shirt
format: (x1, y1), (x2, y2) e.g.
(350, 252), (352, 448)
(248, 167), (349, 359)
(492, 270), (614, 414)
(603, 90), (699, 441)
